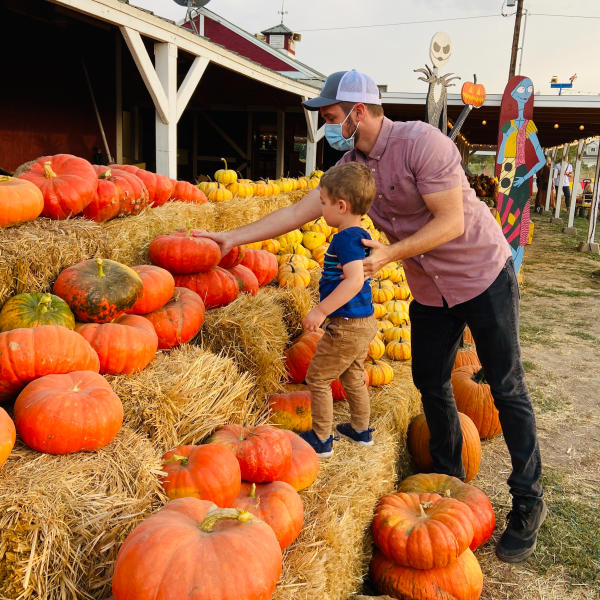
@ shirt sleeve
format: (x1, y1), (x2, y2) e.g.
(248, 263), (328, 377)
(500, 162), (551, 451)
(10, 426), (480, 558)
(410, 127), (464, 196)
(334, 229), (370, 265)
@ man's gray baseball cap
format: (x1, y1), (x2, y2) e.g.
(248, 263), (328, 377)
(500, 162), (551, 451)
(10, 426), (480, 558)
(302, 70), (382, 110)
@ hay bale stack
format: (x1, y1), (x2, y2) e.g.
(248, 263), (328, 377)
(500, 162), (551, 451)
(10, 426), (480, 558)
(260, 286), (315, 340)
(274, 361), (421, 600)
(108, 345), (258, 452)
(0, 427), (164, 600)
(0, 218), (109, 306)
(103, 201), (216, 266)
(198, 290), (289, 400)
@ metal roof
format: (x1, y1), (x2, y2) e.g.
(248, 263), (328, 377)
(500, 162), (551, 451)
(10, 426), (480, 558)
(260, 23), (293, 35)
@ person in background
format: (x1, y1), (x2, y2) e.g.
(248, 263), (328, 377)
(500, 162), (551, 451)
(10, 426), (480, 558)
(534, 156), (551, 213)
(554, 157), (573, 209)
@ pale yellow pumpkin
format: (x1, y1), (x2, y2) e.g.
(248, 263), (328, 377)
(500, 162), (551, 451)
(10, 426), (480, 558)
(261, 238), (281, 254)
(245, 241), (263, 250)
(373, 303), (387, 319)
(385, 311), (410, 327)
(310, 170), (324, 179)
(383, 326), (411, 343)
(197, 180), (218, 194)
(277, 230), (303, 248)
(207, 184), (233, 202)
(388, 268), (406, 283)
(277, 253), (310, 268)
(305, 258), (320, 270)
(214, 158), (237, 185)
(384, 300), (410, 314)
(376, 319), (394, 339)
(278, 264), (310, 288)
(227, 181), (254, 198)
(365, 358), (394, 386)
(394, 283), (411, 300)
(368, 336), (386, 360)
(386, 339), (412, 361)
(372, 282), (395, 304)
(375, 266), (391, 280)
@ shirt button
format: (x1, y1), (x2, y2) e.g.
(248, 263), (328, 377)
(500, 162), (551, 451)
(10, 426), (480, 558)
(434, 275), (439, 280)
(391, 217), (396, 221)
(371, 168), (375, 172)
(420, 254), (424, 258)
(378, 194), (382, 199)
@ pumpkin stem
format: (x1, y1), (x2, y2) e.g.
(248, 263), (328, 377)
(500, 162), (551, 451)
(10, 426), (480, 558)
(220, 157), (228, 171)
(43, 161), (57, 179)
(95, 258), (105, 278)
(473, 74), (477, 85)
(249, 483), (256, 498)
(99, 168), (112, 180)
(0, 175), (10, 182)
(185, 222), (192, 236)
(419, 503), (428, 518)
(165, 454), (188, 466)
(200, 508), (253, 532)
(38, 293), (53, 314)
(472, 368), (487, 385)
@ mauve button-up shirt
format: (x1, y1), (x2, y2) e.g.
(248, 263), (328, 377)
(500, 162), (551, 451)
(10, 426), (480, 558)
(337, 118), (512, 308)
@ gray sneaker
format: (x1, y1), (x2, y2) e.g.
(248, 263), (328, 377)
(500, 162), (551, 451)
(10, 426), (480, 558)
(496, 498), (548, 563)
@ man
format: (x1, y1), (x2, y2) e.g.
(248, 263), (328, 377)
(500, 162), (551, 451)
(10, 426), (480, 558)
(204, 70), (546, 563)
(554, 157), (573, 209)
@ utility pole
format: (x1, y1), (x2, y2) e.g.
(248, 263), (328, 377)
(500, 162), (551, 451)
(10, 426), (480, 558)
(508, 0), (524, 79)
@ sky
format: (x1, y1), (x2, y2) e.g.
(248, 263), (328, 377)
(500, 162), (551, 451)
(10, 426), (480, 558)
(131, 0), (600, 96)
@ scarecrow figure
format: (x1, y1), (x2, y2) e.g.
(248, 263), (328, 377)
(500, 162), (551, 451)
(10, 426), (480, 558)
(414, 32), (460, 135)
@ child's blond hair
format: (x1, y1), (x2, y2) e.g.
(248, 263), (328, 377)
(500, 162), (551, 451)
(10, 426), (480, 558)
(320, 162), (376, 215)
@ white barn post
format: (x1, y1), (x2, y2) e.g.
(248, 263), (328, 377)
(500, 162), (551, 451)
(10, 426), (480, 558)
(544, 147), (557, 213)
(564, 138), (585, 233)
(553, 143), (570, 223)
(579, 148), (600, 254)
(154, 42), (178, 178)
(276, 110), (285, 179)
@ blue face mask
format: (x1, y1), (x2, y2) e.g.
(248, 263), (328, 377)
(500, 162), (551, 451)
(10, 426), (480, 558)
(324, 106), (359, 152)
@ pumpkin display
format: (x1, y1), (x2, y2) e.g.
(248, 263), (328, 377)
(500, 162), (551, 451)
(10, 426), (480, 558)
(277, 429), (319, 491)
(227, 264), (259, 296)
(397, 473), (495, 551)
(0, 325), (100, 401)
(76, 314), (158, 375)
(370, 548), (483, 600)
(149, 229), (221, 274)
(0, 175), (44, 227)
(278, 264), (310, 289)
(144, 287), (205, 349)
(0, 292), (75, 332)
(174, 266), (239, 309)
(285, 329), (323, 383)
(454, 348), (481, 370)
(83, 167), (120, 222)
(407, 412), (482, 483)
(365, 357), (394, 386)
(208, 183), (234, 202)
(232, 481), (304, 550)
(219, 245), (246, 269)
(13, 370), (123, 454)
(277, 253), (310, 268)
(227, 180), (254, 198)
(214, 157), (238, 185)
(240, 249), (279, 286)
(160, 443), (241, 506)
(452, 366), (501, 439)
(17, 153), (97, 219)
(0, 407), (16, 469)
(112, 498), (282, 600)
(368, 336), (385, 360)
(53, 258), (143, 323)
(385, 311), (410, 327)
(209, 424), (292, 483)
(372, 492), (474, 569)
(383, 325), (411, 343)
(461, 75), (486, 108)
(376, 319), (394, 339)
(171, 180), (208, 203)
(276, 229), (303, 248)
(125, 265), (175, 315)
(197, 180), (218, 194)
(393, 283), (411, 300)
(269, 389), (312, 433)
(385, 339), (412, 361)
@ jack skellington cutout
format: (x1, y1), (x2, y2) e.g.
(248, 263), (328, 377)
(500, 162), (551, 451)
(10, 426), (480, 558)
(414, 32), (460, 134)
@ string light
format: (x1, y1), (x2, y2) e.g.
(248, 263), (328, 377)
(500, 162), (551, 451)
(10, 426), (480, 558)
(554, 123), (559, 129)
(579, 125), (585, 130)
(482, 120), (487, 125)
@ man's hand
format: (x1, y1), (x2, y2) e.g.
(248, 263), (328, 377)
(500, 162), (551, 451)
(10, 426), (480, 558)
(303, 307), (327, 332)
(362, 239), (393, 279)
(196, 231), (237, 257)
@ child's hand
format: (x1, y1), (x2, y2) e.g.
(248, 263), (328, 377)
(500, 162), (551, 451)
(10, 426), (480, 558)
(303, 307), (327, 332)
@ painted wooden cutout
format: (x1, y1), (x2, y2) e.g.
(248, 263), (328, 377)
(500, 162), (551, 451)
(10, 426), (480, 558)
(414, 32), (460, 134)
(449, 75), (486, 142)
(495, 76), (545, 274)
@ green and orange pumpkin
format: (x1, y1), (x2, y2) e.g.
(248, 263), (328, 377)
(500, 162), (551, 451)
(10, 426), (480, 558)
(0, 292), (75, 332)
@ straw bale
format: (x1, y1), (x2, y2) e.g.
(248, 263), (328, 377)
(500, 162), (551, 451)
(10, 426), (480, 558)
(103, 201), (216, 266)
(273, 360), (422, 600)
(0, 217), (109, 306)
(197, 289), (289, 401)
(107, 344), (258, 452)
(0, 426), (164, 600)
(259, 285), (315, 340)
(212, 191), (307, 232)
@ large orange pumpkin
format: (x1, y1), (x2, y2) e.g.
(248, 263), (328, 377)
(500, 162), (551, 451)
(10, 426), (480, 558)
(112, 498), (282, 600)
(397, 473), (496, 551)
(209, 424), (292, 483)
(277, 429), (319, 492)
(105, 167), (149, 216)
(452, 365), (502, 439)
(0, 175), (44, 227)
(110, 164), (174, 207)
(143, 287), (205, 349)
(174, 267), (239, 309)
(269, 389), (312, 432)
(454, 348), (481, 370)
(160, 443), (241, 507)
(372, 491), (474, 569)
(285, 329), (323, 383)
(17, 153), (97, 219)
(83, 167), (120, 222)
(0, 407), (16, 469)
(219, 245), (246, 269)
(170, 180), (208, 204)
(126, 265), (175, 315)
(407, 412), (481, 483)
(0, 325), (100, 401)
(53, 258), (143, 323)
(13, 370), (123, 454)
(0, 292), (75, 332)
(227, 264), (259, 296)
(76, 314), (158, 375)
(240, 249), (278, 286)
(149, 229), (222, 274)
(232, 481), (304, 550)
(370, 548), (483, 600)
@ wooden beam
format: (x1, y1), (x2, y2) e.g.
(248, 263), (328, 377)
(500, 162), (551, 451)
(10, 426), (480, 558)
(176, 56), (209, 122)
(305, 110), (318, 176)
(120, 26), (169, 124)
(566, 139), (585, 228)
(544, 147), (557, 211)
(554, 144), (570, 219)
(115, 31), (123, 163)
(276, 110), (285, 179)
(154, 41), (178, 177)
(199, 111), (247, 160)
(585, 150), (600, 246)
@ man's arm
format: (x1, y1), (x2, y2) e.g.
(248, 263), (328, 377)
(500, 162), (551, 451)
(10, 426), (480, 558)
(361, 185), (464, 277)
(203, 188), (322, 256)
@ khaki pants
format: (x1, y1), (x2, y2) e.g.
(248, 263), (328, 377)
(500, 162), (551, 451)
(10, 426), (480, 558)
(305, 315), (377, 440)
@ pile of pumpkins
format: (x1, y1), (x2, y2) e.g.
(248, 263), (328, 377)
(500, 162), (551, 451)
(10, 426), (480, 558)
(369, 472), (494, 600)
(196, 158), (322, 202)
(111, 422), (320, 599)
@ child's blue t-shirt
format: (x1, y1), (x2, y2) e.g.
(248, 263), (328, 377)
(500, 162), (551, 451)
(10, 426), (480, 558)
(319, 226), (374, 319)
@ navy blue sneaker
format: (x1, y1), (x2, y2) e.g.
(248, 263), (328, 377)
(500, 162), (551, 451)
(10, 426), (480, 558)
(336, 423), (374, 446)
(299, 429), (333, 458)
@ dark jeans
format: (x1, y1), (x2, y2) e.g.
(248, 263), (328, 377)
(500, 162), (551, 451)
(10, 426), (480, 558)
(554, 185), (571, 208)
(409, 258), (543, 501)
